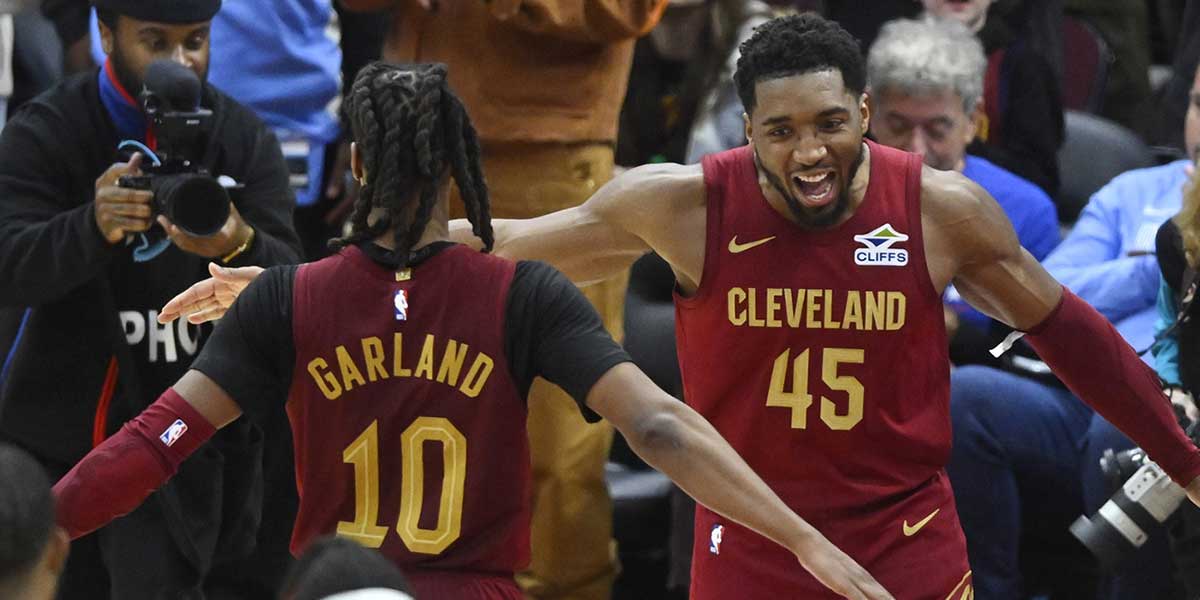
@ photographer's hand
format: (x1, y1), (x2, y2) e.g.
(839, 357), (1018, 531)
(94, 153), (153, 244)
(158, 203), (254, 260)
(158, 261), (264, 325)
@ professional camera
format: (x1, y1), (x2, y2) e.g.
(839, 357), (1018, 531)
(117, 59), (230, 237)
(1070, 408), (1200, 567)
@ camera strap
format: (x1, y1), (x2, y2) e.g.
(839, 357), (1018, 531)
(1149, 266), (1199, 355)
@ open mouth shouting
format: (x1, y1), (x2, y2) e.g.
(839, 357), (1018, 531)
(791, 170), (838, 209)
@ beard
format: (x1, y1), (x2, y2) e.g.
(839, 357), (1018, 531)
(108, 45), (209, 103)
(754, 144), (865, 229)
(108, 44), (145, 99)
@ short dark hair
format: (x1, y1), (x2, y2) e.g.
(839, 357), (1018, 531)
(280, 536), (413, 600)
(734, 13), (866, 113)
(0, 444), (54, 584)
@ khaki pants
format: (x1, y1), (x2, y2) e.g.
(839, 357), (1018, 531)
(453, 141), (626, 600)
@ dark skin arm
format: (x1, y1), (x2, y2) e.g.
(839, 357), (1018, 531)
(452, 163), (709, 290)
(918, 166), (1200, 504)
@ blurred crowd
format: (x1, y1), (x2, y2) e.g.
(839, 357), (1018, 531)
(2, 0), (1200, 599)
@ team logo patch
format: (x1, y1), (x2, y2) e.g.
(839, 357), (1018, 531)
(709, 524), (725, 555)
(853, 223), (909, 267)
(394, 289), (409, 321)
(159, 419), (188, 447)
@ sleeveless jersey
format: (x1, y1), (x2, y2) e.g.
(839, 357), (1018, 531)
(678, 141), (971, 598)
(288, 244), (530, 579)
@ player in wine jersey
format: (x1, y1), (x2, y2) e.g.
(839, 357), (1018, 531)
(49, 63), (894, 600)
(422, 14), (1200, 599)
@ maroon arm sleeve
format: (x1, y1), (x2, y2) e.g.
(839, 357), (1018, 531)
(1025, 288), (1200, 486)
(51, 388), (217, 539)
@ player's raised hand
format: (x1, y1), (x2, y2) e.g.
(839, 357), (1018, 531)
(793, 535), (895, 600)
(158, 262), (264, 325)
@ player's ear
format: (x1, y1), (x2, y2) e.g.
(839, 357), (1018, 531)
(743, 112), (753, 144)
(45, 527), (69, 576)
(859, 92), (871, 134)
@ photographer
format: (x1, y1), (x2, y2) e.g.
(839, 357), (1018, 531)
(0, 0), (300, 598)
(1151, 161), (1200, 598)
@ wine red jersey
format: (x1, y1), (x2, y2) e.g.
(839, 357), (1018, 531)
(287, 245), (530, 579)
(677, 142), (971, 598)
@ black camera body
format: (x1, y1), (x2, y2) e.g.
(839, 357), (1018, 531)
(117, 60), (230, 238)
(1070, 410), (1200, 568)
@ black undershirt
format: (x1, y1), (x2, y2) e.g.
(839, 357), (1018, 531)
(191, 243), (630, 422)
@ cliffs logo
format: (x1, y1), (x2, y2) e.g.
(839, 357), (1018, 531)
(853, 224), (909, 267)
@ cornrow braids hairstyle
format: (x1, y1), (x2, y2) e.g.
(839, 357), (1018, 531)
(734, 13), (866, 114)
(331, 62), (494, 266)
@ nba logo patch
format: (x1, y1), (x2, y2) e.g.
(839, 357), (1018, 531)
(159, 419), (188, 447)
(709, 524), (724, 555)
(394, 289), (409, 321)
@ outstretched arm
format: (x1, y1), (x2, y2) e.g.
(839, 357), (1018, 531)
(586, 363), (892, 600)
(52, 371), (241, 539)
(452, 163), (705, 287)
(928, 172), (1200, 503)
(56, 267), (294, 537)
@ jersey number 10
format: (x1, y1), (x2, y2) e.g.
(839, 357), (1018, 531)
(336, 418), (467, 554)
(767, 347), (865, 430)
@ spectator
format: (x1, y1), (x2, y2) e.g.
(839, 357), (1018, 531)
(679, 0), (775, 163)
(866, 17), (1059, 365)
(922, 0), (1065, 197)
(334, 3), (668, 599)
(1151, 161), (1200, 600)
(0, 0), (302, 598)
(947, 61), (1200, 600)
(0, 443), (68, 600)
(1148, 0), (1200, 153)
(1065, 0), (1154, 134)
(279, 536), (414, 600)
(82, 1), (386, 261)
(618, 0), (773, 166)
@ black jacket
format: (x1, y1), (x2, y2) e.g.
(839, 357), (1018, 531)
(0, 70), (301, 462)
(0, 71), (301, 578)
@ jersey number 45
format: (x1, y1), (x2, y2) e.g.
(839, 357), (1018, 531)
(768, 347), (865, 431)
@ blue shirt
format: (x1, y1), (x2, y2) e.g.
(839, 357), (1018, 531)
(1044, 160), (1190, 357)
(90, 2), (341, 205)
(964, 155), (1060, 260)
(947, 155), (1060, 327)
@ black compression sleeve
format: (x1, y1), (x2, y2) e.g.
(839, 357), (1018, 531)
(504, 262), (631, 422)
(190, 265), (297, 422)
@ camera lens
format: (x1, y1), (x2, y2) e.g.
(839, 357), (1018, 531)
(153, 174), (231, 237)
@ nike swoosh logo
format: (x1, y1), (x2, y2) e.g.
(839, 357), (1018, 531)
(902, 508), (940, 537)
(728, 235), (776, 254)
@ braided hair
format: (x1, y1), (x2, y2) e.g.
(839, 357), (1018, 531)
(331, 62), (493, 265)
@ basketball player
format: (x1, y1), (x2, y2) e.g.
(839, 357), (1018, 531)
(50, 63), (892, 600)
(454, 14), (1197, 598)
(151, 16), (1200, 598)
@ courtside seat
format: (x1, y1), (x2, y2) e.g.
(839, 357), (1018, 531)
(1056, 110), (1155, 224)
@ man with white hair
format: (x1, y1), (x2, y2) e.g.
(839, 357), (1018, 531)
(867, 17), (1059, 362)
